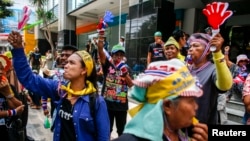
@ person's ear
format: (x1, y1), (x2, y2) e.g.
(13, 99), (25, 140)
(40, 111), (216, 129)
(163, 99), (172, 115)
(81, 68), (87, 76)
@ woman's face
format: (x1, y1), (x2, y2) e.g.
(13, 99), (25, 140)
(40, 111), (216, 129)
(188, 42), (207, 63)
(164, 45), (179, 60)
(164, 97), (198, 130)
(63, 54), (86, 80)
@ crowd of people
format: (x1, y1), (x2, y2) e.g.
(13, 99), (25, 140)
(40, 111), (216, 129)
(0, 27), (249, 141)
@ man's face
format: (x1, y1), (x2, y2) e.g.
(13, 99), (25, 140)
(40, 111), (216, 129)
(112, 51), (125, 63)
(60, 50), (75, 67)
(34, 48), (39, 52)
(164, 45), (179, 60)
(154, 36), (161, 42)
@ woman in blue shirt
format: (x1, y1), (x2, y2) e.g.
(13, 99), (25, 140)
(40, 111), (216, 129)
(8, 31), (110, 141)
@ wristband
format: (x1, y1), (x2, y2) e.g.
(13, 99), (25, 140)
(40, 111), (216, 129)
(12, 109), (16, 116)
(224, 51), (229, 55)
(7, 110), (11, 116)
(7, 109), (16, 116)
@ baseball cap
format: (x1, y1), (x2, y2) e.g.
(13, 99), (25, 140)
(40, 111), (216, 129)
(154, 31), (162, 37)
(111, 44), (125, 54)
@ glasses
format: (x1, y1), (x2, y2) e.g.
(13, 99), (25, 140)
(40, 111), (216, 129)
(60, 53), (71, 57)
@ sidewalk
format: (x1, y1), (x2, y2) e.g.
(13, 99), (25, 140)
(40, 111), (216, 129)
(26, 100), (138, 141)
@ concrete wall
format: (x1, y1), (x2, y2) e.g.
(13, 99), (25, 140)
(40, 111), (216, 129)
(182, 8), (196, 35)
(226, 14), (250, 26)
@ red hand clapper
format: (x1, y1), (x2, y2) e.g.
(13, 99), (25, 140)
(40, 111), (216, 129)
(203, 2), (233, 30)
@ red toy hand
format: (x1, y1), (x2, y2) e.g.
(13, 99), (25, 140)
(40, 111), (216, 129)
(203, 2), (233, 30)
(18, 6), (31, 30)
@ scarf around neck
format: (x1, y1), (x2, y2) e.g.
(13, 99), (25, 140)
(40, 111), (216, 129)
(60, 80), (96, 98)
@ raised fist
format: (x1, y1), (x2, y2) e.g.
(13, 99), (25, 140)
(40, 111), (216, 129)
(224, 46), (230, 52)
(203, 2), (233, 30)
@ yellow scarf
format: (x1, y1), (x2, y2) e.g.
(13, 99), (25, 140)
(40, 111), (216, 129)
(61, 80), (96, 98)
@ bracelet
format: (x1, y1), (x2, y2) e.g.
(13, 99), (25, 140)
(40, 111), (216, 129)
(224, 51), (229, 55)
(12, 109), (16, 116)
(7, 110), (11, 116)
(7, 109), (16, 117)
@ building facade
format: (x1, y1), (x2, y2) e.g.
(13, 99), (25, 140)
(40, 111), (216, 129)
(35, 0), (250, 64)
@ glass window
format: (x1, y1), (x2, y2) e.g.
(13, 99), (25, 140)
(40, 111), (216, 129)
(67, 0), (94, 13)
(55, 0), (59, 5)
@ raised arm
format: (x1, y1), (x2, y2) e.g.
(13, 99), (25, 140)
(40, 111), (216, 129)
(210, 33), (233, 91)
(224, 46), (233, 68)
(7, 31), (58, 100)
(97, 37), (106, 65)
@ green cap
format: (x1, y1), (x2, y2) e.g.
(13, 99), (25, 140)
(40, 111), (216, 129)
(111, 44), (125, 54)
(154, 31), (162, 37)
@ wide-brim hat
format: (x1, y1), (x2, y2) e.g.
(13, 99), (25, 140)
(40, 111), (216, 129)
(236, 54), (249, 65)
(0, 54), (11, 72)
(132, 59), (203, 101)
(124, 59), (203, 141)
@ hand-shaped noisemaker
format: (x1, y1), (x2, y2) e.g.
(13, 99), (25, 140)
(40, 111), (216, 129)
(96, 10), (114, 37)
(7, 6), (31, 49)
(18, 6), (32, 30)
(203, 2), (233, 52)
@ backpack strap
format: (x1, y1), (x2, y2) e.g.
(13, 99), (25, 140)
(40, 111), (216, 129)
(89, 92), (99, 137)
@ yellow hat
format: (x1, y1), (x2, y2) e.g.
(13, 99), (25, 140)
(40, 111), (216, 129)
(164, 36), (180, 49)
(75, 50), (94, 77)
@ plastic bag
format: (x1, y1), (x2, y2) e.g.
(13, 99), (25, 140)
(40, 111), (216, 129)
(44, 116), (50, 129)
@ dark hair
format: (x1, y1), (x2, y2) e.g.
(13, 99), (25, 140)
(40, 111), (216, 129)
(62, 45), (78, 52)
(172, 30), (185, 42)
